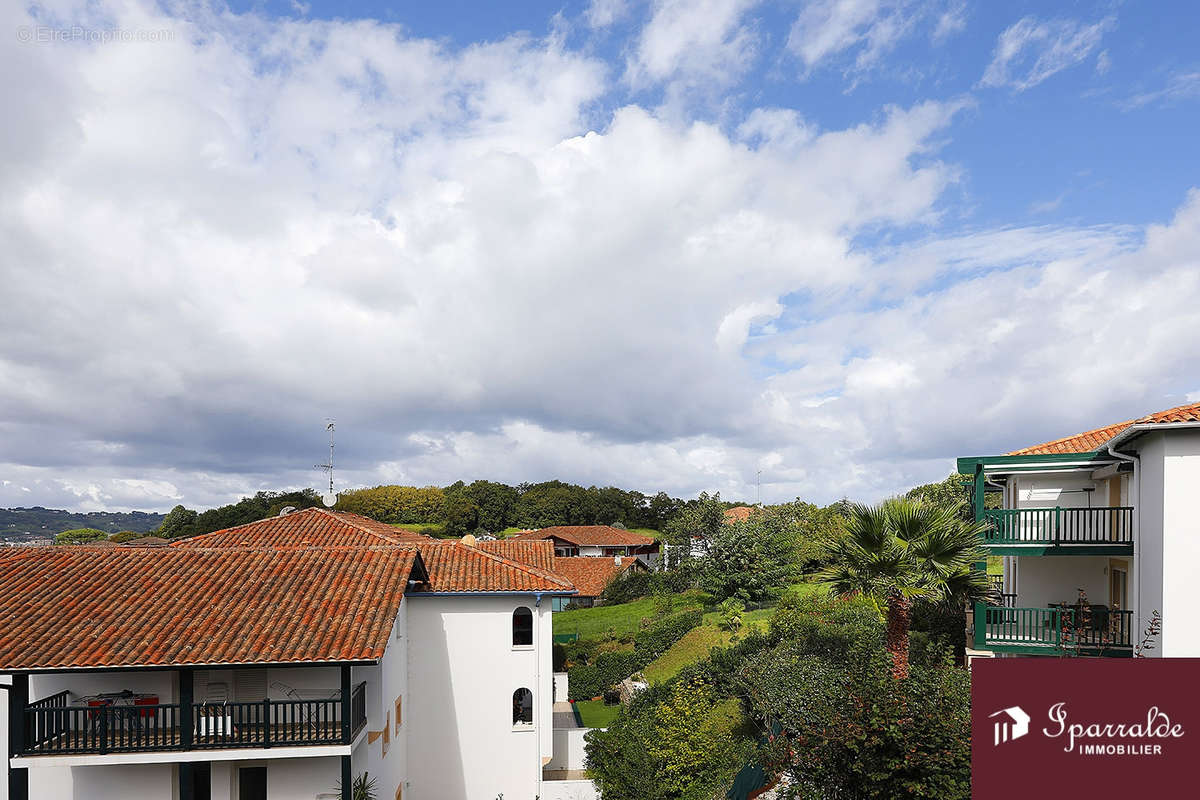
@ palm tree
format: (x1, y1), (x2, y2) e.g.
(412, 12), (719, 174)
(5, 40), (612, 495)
(819, 498), (991, 679)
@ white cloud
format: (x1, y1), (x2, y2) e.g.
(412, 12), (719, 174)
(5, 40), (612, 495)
(980, 15), (1115, 91)
(1121, 71), (1200, 110)
(585, 0), (630, 29)
(787, 0), (964, 80)
(3, 1), (1199, 514)
(626, 0), (760, 92)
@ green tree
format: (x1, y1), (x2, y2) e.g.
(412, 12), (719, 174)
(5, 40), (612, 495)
(461, 480), (518, 532)
(156, 505), (199, 538)
(53, 528), (109, 546)
(440, 486), (480, 538)
(586, 679), (751, 800)
(818, 498), (990, 679)
(703, 506), (798, 602)
(108, 530), (144, 543)
(663, 491), (725, 564)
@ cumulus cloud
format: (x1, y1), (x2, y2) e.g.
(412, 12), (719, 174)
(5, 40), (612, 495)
(980, 15), (1115, 91)
(626, 0), (760, 93)
(2, 1), (1198, 513)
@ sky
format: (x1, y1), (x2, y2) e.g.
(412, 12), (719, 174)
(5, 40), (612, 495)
(3, 0), (1199, 513)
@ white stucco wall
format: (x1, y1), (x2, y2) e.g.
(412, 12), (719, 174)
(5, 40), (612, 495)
(357, 599), (407, 800)
(1013, 555), (1112, 608)
(1155, 429), (1200, 656)
(546, 728), (590, 771)
(1135, 433), (1166, 656)
(541, 779), (600, 800)
(24, 762), (171, 800)
(553, 672), (568, 703)
(405, 594), (552, 800)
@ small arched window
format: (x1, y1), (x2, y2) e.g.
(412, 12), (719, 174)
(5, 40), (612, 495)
(512, 607), (533, 647)
(513, 688), (534, 726)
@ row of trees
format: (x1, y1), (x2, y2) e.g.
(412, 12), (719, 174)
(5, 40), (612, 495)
(336, 479), (699, 536)
(143, 481), (747, 541)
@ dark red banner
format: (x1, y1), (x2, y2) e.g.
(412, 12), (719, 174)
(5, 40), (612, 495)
(972, 658), (1198, 797)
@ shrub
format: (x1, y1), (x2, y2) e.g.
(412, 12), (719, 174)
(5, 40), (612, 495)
(568, 610), (703, 700)
(737, 645), (971, 799)
(53, 528), (109, 546)
(570, 651), (643, 700)
(602, 568), (697, 605)
(586, 678), (753, 800)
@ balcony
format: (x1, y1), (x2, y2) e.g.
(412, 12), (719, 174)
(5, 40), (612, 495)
(974, 603), (1133, 657)
(20, 682), (367, 757)
(982, 507), (1133, 555)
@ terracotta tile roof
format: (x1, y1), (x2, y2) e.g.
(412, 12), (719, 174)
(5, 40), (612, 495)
(414, 542), (575, 593)
(171, 507), (433, 549)
(1007, 401), (1200, 455)
(169, 510), (567, 594)
(120, 536), (169, 547)
(510, 525), (657, 548)
(552, 556), (640, 598)
(0, 546), (424, 671)
(477, 540), (556, 572)
(723, 506), (756, 523)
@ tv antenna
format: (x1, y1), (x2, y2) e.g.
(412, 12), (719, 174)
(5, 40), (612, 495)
(316, 420), (337, 507)
(756, 470), (762, 506)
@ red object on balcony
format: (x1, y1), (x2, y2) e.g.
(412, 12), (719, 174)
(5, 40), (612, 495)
(134, 695), (159, 718)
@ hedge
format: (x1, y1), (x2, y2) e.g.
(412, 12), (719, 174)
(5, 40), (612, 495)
(568, 609), (703, 700)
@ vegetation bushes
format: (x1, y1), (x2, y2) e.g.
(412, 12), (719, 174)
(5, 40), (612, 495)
(586, 679), (753, 800)
(569, 651), (643, 701)
(567, 610), (703, 700)
(737, 646), (971, 799)
(52, 528), (109, 545)
(600, 567), (697, 605)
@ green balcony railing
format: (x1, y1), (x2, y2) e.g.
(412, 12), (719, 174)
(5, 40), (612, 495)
(982, 507), (1133, 547)
(975, 604), (1133, 652)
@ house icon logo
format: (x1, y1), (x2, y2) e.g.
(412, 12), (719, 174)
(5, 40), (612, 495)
(989, 706), (1031, 746)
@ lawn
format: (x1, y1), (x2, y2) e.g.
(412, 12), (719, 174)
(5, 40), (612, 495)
(573, 699), (622, 728)
(987, 555), (1003, 575)
(642, 625), (728, 684)
(643, 607), (775, 685)
(554, 596), (702, 640)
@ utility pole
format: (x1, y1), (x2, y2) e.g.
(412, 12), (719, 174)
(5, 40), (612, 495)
(316, 420), (336, 506)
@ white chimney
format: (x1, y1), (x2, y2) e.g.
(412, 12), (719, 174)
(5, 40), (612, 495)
(614, 554), (622, 566)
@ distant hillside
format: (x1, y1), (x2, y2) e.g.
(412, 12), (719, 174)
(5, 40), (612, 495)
(0, 507), (164, 543)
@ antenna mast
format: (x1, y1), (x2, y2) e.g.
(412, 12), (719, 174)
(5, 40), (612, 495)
(316, 420), (336, 506)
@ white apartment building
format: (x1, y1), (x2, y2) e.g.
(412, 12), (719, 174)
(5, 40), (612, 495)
(1, 508), (577, 800)
(959, 401), (1200, 658)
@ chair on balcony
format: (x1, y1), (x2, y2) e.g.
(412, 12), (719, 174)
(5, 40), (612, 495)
(198, 682), (233, 737)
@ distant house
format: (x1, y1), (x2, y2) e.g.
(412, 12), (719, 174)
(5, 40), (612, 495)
(723, 506), (757, 524)
(119, 536), (170, 547)
(510, 526), (659, 563)
(549, 556), (646, 611)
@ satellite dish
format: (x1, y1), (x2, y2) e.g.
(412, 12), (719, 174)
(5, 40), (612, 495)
(322, 492), (337, 508)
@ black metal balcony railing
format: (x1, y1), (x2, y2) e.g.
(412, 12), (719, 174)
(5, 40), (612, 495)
(983, 507), (1133, 547)
(21, 683), (367, 756)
